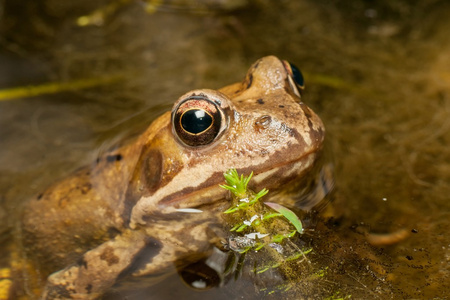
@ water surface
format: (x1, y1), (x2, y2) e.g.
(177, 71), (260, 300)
(1, 0), (449, 298)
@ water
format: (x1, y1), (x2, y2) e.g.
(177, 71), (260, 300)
(1, 0), (449, 298)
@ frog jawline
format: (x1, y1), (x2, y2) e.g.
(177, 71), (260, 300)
(159, 150), (317, 211)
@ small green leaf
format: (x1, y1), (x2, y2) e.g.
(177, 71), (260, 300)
(254, 243), (265, 251)
(285, 252), (303, 261)
(262, 212), (283, 220)
(219, 184), (238, 194)
(257, 266), (270, 274)
(303, 248), (313, 255)
(251, 188), (269, 204)
(239, 246), (252, 254)
(230, 224), (241, 231)
(287, 230), (296, 238)
(237, 202), (249, 209)
(243, 172), (253, 190)
(224, 206), (238, 214)
(264, 202), (303, 234)
(283, 285), (292, 292)
(271, 234), (286, 243)
(236, 224), (248, 232)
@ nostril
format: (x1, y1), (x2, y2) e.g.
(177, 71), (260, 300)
(254, 115), (272, 131)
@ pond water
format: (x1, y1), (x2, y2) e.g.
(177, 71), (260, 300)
(0, 0), (449, 299)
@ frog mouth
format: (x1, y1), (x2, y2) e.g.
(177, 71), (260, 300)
(158, 150), (320, 212)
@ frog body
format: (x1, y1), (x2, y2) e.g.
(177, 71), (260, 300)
(18, 56), (326, 299)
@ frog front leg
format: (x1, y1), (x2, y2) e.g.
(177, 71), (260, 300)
(42, 229), (153, 299)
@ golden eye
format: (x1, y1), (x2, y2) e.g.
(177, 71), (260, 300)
(180, 109), (213, 134)
(172, 96), (222, 147)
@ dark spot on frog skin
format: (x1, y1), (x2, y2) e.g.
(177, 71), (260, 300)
(289, 127), (308, 144)
(58, 196), (70, 207)
(79, 182), (92, 194)
(406, 255), (414, 260)
(106, 153), (123, 162)
(300, 103), (315, 129)
(253, 59), (261, 69)
(100, 246), (120, 266)
(37, 193), (43, 200)
(287, 128), (295, 138)
(77, 257), (88, 269)
(260, 149), (269, 156)
(235, 149), (247, 157)
(279, 105), (285, 108)
(233, 88), (242, 95)
(86, 284), (93, 294)
(122, 148), (164, 223)
(257, 98), (264, 104)
(246, 73), (253, 89)
(140, 149), (163, 193)
(107, 227), (121, 239)
(45, 284), (74, 299)
(118, 237), (162, 278)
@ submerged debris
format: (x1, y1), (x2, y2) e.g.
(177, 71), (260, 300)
(76, 0), (249, 27)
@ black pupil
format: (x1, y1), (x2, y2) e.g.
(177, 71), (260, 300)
(181, 109), (213, 134)
(289, 62), (304, 87)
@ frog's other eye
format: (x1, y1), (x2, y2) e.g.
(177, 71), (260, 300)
(173, 96), (223, 147)
(282, 60), (305, 97)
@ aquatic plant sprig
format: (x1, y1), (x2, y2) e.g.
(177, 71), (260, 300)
(220, 169), (255, 199)
(221, 169), (302, 237)
(220, 169), (321, 296)
(221, 168), (305, 247)
(221, 169), (268, 214)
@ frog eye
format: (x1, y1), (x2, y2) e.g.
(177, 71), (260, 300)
(172, 96), (223, 147)
(282, 60), (305, 97)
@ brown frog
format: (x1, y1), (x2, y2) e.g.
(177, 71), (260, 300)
(17, 56), (326, 299)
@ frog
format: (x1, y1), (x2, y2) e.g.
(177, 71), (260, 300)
(15, 56), (326, 299)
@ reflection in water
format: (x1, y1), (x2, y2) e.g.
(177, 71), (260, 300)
(1, 0), (449, 299)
